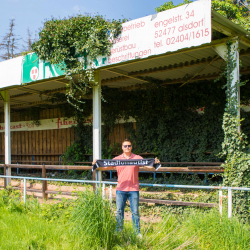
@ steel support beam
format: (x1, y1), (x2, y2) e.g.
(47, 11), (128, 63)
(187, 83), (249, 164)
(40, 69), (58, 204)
(213, 40), (240, 132)
(93, 70), (102, 185)
(231, 40), (241, 132)
(0, 91), (11, 185)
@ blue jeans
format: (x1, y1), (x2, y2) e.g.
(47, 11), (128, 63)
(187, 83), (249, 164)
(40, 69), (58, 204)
(116, 190), (140, 234)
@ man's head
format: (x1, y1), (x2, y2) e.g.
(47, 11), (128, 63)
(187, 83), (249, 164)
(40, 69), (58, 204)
(122, 139), (132, 154)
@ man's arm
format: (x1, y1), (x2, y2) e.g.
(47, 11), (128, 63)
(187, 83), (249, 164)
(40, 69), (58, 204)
(139, 157), (161, 170)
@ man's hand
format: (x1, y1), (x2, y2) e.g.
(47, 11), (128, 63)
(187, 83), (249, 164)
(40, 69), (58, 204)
(92, 159), (97, 165)
(155, 157), (160, 164)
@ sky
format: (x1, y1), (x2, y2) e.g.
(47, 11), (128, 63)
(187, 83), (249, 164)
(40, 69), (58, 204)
(0, 0), (184, 53)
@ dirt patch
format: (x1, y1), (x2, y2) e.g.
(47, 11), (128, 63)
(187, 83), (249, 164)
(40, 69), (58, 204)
(0, 179), (164, 222)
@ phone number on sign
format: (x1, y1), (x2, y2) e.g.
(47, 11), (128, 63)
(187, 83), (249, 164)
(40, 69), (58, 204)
(166, 29), (209, 45)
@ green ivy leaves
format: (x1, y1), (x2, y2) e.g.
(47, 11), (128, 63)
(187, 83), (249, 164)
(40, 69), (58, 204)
(32, 15), (124, 111)
(219, 41), (250, 222)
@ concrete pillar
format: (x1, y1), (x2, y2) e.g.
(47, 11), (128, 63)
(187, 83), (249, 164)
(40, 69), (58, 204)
(93, 70), (102, 183)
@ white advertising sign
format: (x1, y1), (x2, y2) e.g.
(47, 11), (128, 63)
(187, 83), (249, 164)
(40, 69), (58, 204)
(21, 0), (211, 84)
(0, 117), (80, 133)
(0, 116), (136, 132)
(96, 0), (211, 67)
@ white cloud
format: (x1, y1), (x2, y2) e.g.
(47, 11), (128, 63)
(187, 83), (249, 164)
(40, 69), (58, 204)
(73, 5), (81, 13)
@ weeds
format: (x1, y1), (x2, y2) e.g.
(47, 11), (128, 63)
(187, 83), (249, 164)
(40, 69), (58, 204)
(0, 189), (249, 249)
(70, 188), (117, 249)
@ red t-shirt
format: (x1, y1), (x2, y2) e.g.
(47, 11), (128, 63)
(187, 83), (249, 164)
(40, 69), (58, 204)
(113, 153), (143, 191)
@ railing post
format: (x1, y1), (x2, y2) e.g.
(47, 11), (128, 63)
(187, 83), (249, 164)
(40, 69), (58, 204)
(23, 178), (26, 203)
(3, 164), (7, 188)
(228, 188), (232, 218)
(102, 183), (106, 199)
(92, 170), (96, 191)
(219, 191), (223, 216)
(42, 165), (48, 200)
(21, 179), (23, 201)
(109, 185), (112, 204)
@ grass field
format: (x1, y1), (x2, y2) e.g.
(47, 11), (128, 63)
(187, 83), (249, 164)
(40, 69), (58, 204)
(0, 188), (249, 250)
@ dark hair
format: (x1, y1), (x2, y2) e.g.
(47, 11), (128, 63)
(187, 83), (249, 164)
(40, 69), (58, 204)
(122, 139), (132, 145)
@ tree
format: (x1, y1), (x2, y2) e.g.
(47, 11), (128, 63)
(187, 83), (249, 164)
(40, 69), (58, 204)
(155, 0), (250, 32)
(155, 0), (192, 12)
(21, 28), (35, 55)
(0, 18), (20, 60)
(212, 0), (250, 31)
(23, 28), (33, 52)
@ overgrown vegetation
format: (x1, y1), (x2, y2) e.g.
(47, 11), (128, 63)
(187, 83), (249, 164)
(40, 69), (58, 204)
(0, 189), (250, 249)
(31, 15), (124, 110)
(60, 74), (250, 166)
(216, 40), (250, 222)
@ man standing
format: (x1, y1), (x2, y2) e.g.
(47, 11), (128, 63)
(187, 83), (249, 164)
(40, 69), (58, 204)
(93, 139), (160, 235)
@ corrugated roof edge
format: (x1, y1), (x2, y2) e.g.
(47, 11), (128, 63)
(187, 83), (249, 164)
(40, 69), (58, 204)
(212, 10), (250, 36)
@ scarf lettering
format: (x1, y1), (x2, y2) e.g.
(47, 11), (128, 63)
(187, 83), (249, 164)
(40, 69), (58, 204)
(93, 158), (161, 171)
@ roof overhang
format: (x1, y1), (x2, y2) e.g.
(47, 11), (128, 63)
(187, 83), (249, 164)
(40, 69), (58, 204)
(0, 8), (250, 111)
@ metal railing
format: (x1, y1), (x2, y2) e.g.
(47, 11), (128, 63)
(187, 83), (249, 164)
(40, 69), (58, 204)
(1, 175), (250, 218)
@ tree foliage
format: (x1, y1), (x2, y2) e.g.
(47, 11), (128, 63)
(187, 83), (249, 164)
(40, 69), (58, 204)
(156, 0), (250, 32)
(155, 0), (193, 12)
(212, 0), (250, 32)
(32, 15), (124, 110)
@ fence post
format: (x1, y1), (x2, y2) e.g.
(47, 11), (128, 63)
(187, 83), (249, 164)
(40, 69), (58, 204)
(23, 178), (26, 203)
(3, 164), (7, 188)
(21, 179), (23, 201)
(109, 185), (112, 204)
(102, 183), (106, 199)
(228, 188), (232, 218)
(92, 170), (96, 191)
(42, 165), (48, 201)
(219, 191), (223, 216)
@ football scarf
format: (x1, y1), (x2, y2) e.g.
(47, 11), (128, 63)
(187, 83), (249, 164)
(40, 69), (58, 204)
(92, 158), (161, 171)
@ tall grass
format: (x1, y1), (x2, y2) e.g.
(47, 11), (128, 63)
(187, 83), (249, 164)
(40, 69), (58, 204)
(69, 189), (117, 249)
(183, 210), (250, 250)
(0, 189), (249, 249)
(142, 214), (195, 249)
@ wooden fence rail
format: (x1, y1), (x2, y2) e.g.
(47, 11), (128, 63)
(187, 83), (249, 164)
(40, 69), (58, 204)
(0, 163), (222, 207)
(3, 186), (218, 208)
(0, 163), (224, 205)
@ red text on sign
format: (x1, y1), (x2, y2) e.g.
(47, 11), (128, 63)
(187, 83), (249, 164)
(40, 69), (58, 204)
(122, 21), (145, 32)
(185, 10), (195, 19)
(154, 14), (183, 28)
(165, 28), (210, 45)
(155, 26), (175, 38)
